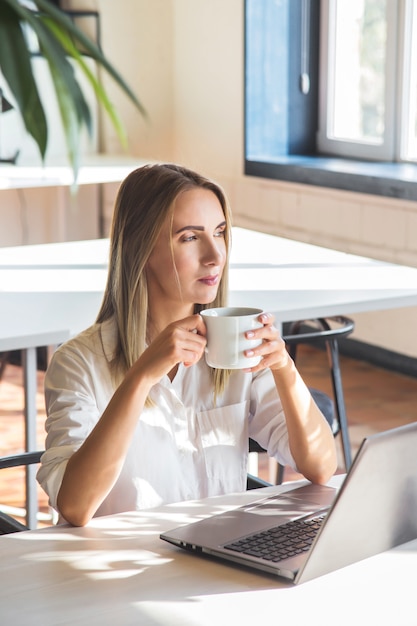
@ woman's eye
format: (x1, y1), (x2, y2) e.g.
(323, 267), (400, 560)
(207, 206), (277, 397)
(181, 234), (197, 242)
(215, 228), (226, 238)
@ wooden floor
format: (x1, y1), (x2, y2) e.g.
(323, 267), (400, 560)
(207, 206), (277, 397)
(1, 345), (417, 528)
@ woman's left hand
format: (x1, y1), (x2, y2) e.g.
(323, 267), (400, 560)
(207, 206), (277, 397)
(243, 312), (290, 372)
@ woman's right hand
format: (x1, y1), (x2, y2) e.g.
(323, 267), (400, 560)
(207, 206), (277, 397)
(132, 313), (207, 385)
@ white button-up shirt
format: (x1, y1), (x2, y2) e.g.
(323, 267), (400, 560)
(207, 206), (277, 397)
(37, 318), (296, 517)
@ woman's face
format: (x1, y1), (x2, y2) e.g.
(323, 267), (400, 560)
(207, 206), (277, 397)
(146, 188), (227, 313)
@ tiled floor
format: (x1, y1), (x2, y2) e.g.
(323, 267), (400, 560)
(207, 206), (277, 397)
(1, 345), (417, 527)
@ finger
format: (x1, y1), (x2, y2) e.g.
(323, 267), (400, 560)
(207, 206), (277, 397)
(246, 323), (280, 341)
(244, 335), (285, 365)
(259, 312), (275, 326)
(178, 314), (207, 337)
(180, 327), (207, 360)
(182, 343), (205, 367)
(193, 314), (207, 337)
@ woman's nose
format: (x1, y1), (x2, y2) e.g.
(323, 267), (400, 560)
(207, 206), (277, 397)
(202, 238), (225, 265)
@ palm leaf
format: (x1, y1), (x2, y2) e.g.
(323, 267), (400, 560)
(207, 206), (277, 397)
(22, 0), (147, 118)
(0, 2), (47, 157)
(0, 0), (147, 181)
(13, 5), (94, 176)
(46, 16), (128, 148)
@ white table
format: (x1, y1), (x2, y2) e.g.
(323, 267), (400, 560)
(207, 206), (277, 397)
(229, 228), (417, 319)
(2, 228), (417, 528)
(2, 226), (417, 320)
(1, 477), (416, 626)
(0, 155), (146, 190)
(0, 237), (109, 269)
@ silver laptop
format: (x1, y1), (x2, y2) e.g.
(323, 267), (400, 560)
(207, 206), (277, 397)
(161, 422), (417, 584)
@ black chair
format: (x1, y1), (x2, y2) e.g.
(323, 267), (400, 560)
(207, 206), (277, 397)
(249, 315), (355, 484)
(246, 472), (272, 490)
(0, 451), (44, 534)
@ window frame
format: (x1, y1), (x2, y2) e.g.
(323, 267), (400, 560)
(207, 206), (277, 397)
(316, 0), (399, 162)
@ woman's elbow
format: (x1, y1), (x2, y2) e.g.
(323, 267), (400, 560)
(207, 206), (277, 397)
(57, 492), (94, 527)
(306, 454), (338, 485)
(300, 444), (338, 485)
(307, 466), (336, 485)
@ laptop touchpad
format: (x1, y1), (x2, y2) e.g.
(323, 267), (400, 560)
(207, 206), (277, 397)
(244, 484), (336, 517)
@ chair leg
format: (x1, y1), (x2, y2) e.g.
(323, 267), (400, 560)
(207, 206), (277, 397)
(327, 339), (352, 470)
(0, 351), (10, 381)
(276, 463), (285, 485)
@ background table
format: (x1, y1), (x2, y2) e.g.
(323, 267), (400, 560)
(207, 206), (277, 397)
(229, 228), (417, 319)
(9, 225), (417, 361)
(1, 477), (416, 626)
(2, 226), (417, 322)
(0, 155), (145, 190)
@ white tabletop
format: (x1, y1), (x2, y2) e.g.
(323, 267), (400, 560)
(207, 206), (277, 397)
(2, 227), (417, 351)
(0, 155), (146, 190)
(1, 477), (416, 626)
(228, 228), (417, 319)
(0, 238), (109, 269)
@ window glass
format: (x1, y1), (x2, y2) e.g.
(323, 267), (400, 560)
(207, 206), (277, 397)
(402, 0), (417, 161)
(330, 0), (387, 145)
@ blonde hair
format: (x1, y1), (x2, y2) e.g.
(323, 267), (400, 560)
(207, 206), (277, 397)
(96, 162), (232, 398)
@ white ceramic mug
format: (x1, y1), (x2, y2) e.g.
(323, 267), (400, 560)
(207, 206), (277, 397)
(201, 306), (264, 369)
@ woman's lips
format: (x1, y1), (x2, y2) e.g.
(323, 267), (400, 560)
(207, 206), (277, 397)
(198, 274), (219, 286)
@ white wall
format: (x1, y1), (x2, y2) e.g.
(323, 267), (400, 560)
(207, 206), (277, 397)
(92, 0), (175, 160)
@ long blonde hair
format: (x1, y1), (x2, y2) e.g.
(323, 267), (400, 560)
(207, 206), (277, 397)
(96, 162), (232, 397)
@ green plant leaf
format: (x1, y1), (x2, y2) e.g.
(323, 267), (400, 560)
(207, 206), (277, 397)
(31, 14), (93, 131)
(4, 2), (94, 175)
(0, 0), (147, 182)
(0, 3), (47, 157)
(48, 60), (83, 179)
(24, 0), (147, 118)
(45, 16), (128, 148)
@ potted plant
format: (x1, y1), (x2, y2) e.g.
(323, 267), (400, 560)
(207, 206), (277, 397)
(0, 0), (146, 180)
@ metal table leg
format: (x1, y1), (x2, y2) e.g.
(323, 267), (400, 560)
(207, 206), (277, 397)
(22, 347), (38, 530)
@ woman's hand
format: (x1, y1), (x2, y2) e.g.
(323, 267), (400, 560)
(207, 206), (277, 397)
(133, 314), (207, 384)
(243, 312), (290, 372)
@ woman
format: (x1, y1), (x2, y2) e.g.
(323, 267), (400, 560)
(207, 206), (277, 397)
(37, 163), (337, 526)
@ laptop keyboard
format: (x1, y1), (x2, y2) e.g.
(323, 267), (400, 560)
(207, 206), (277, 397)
(224, 514), (326, 562)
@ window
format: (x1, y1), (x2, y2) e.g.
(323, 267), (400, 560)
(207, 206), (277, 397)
(245, 0), (417, 198)
(317, 0), (417, 162)
(318, 0), (394, 160)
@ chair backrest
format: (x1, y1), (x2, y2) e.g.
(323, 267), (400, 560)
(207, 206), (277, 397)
(283, 316), (355, 352)
(0, 451), (43, 470)
(0, 450), (44, 534)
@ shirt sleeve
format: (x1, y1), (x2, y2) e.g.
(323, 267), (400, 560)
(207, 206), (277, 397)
(247, 368), (297, 471)
(36, 342), (102, 511)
